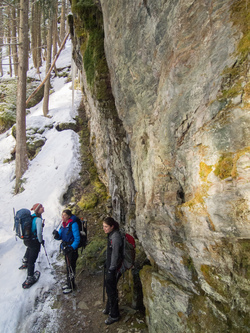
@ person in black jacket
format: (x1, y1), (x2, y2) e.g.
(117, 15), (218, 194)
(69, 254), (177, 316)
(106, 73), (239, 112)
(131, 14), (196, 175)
(103, 217), (123, 325)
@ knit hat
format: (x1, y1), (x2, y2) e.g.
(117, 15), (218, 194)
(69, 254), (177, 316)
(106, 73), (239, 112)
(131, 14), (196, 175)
(31, 203), (42, 213)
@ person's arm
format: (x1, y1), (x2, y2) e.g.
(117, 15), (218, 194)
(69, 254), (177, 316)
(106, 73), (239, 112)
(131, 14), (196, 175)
(70, 222), (80, 250)
(109, 232), (122, 271)
(35, 217), (43, 243)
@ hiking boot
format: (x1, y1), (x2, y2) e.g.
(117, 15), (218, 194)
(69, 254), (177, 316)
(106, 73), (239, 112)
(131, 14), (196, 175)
(26, 276), (36, 283)
(19, 263), (28, 270)
(22, 276), (35, 288)
(22, 271), (40, 289)
(63, 287), (72, 294)
(105, 316), (120, 325)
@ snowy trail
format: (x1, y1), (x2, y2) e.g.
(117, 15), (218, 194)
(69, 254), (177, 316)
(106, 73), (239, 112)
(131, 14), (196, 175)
(0, 42), (82, 332)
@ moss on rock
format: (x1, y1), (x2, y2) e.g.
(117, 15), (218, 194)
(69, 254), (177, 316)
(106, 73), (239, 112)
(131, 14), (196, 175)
(214, 153), (234, 180)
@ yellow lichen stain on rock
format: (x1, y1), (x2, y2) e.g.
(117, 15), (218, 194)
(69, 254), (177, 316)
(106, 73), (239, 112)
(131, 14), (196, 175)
(214, 147), (250, 180)
(199, 161), (213, 182)
(182, 184), (210, 213)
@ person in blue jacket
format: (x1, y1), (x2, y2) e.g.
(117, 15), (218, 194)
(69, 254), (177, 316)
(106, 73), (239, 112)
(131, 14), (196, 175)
(53, 209), (80, 294)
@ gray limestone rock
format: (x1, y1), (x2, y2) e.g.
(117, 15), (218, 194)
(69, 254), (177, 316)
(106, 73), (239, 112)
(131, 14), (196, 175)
(71, 0), (250, 331)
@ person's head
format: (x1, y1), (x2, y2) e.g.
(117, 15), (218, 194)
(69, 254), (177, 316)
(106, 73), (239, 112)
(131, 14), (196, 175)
(103, 217), (119, 234)
(62, 209), (72, 223)
(31, 203), (44, 216)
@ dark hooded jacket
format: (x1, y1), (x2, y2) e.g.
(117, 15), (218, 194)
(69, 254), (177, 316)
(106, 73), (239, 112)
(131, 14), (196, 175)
(106, 230), (123, 271)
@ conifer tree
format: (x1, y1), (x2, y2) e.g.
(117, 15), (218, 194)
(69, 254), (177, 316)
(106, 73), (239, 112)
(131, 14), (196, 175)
(59, 0), (66, 48)
(15, 0), (29, 192)
(11, 5), (18, 76)
(7, 5), (12, 77)
(52, 0), (58, 75)
(0, 0), (3, 76)
(43, 2), (54, 116)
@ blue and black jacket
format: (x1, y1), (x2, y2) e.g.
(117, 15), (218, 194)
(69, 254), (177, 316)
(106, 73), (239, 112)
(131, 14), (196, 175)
(31, 213), (43, 243)
(57, 215), (80, 250)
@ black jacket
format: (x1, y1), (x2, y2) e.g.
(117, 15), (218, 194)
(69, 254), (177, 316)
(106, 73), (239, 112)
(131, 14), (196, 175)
(106, 230), (123, 271)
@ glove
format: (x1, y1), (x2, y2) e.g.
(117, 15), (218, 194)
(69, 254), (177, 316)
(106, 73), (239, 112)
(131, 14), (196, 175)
(52, 229), (59, 239)
(64, 245), (73, 254)
(41, 240), (45, 246)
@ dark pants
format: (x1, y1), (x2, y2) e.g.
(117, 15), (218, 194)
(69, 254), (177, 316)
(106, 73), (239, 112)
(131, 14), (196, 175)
(105, 270), (121, 318)
(23, 239), (41, 277)
(64, 249), (78, 289)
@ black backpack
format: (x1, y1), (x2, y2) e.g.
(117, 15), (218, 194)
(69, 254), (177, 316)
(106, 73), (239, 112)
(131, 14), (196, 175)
(70, 216), (87, 251)
(14, 208), (35, 240)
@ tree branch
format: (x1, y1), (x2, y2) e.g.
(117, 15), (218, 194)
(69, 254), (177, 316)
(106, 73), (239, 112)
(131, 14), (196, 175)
(26, 32), (70, 107)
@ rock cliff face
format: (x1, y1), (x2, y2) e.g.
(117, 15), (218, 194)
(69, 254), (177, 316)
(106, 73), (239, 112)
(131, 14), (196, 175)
(70, 0), (250, 331)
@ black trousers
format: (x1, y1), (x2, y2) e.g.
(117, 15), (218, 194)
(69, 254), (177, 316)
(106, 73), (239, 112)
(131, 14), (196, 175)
(23, 239), (41, 277)
(64, 249), (78, 288)
(105, 270), (121, 318)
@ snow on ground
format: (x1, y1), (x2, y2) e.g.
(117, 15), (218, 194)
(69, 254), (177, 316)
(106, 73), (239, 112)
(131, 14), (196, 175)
(0, 41), (82, 332)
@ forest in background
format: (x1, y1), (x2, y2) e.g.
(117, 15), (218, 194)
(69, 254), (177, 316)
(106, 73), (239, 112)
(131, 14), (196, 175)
(0, 0), (71, 192)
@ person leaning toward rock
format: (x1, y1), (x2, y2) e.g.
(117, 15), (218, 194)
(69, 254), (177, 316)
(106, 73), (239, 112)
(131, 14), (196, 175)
(103, 216), (123, 325)
(52, 209), (80, 294)
(21, 203), (45, 289)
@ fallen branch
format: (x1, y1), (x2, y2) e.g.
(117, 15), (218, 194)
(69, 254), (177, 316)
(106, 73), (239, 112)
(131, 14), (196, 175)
(26, 32), (70, 107)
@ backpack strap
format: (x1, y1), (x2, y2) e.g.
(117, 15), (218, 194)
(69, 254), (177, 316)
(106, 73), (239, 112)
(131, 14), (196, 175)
(66, 221), (74, 235)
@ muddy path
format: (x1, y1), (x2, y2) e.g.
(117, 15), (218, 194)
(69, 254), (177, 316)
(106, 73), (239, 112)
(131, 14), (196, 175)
(52, 264), (148, 333)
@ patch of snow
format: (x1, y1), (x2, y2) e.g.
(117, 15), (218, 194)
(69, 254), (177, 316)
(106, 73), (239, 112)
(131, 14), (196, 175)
(0, 40), (82, 333)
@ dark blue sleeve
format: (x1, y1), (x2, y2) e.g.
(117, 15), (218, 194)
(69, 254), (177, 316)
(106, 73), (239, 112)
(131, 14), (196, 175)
(71, 222), (80, 250)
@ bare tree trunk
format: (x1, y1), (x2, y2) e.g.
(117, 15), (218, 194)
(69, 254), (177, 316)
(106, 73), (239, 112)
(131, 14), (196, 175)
(0, 0), (3, 76)
(37, 2), (42, 69)
(52, 1), (58, 75)
(17, 0), (20, 37)
(31, 0), (38, 69)
(7, 6), (12, 77)
(31, 0), (42, 73)
(15, 0), (29, 193)
(42, 7), (47, 61)
(43, 17), (53, 117)
(59, 0), (65, 49)
(11, 6), (18, 76)
(66, 0), (70, 33)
